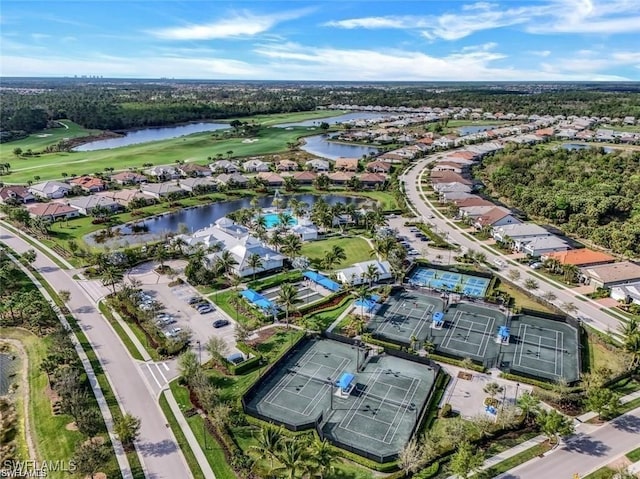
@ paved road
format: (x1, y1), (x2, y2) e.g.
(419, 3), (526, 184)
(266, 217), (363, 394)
(0, 228), (192, 479)
(401, 155), (624, 336)
(497, 406), (640, 479)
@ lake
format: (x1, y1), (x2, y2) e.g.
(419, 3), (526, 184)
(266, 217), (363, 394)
(73, 122), (229, 151)
(275, 111), (388, 128)
(300, 134), (379, 160)
(0, 353), (18, 395)
(457, 125), (499, 135)
(562, 143), (615, 153)
(85, 193), (370, 248)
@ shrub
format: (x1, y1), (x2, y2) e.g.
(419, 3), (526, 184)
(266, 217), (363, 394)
(439, 403), (453, 418)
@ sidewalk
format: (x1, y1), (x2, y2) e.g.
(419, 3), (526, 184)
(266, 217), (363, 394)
(6, 252), (133, 479)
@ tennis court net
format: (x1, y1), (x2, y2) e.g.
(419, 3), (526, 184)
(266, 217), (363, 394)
(287, 368), (334, 386)
(353, 385), (419, 411)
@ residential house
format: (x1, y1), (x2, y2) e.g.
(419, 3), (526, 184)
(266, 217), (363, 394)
(580, 261), (640, 289)
(492, 223), (552, 243)
(257, 172), (285, 188)
(452, 196), (494, 208)
(432, 161), (467, 174)
(292, 171), (317, 185)
(67, 196), (122, 216)
(276, 159), (299, 172)
(433, 182), (473, 195)
(290, 219), (319, 241)
(0, 186), (36, 204)
(209, 160), (239, 174)
(359, 173), (387, 189)
(145, 166), (180, 181)
(140, 182), (185, 199)
(29, 181), (72, 199)
(520, 236), (569, 257)
(366, 160), (392, 174)
(441, 191), (475, 202)
(216, 173), (249, 188)
(328, 171), (355, 185)
(430, 171), (473, 186)
(110, 171), (147, 185)
(69, 175), (106, 193)
(473, 207), (521, 230)
(334, 157), (359, 172)
(378, 152), (405, 163)
(179, 177), (216, 193)
(336, 260), (393, 286)
(305, 159), (330, 172)
(97, 189), (155, 207)
(611, 282), (640, 306)
(177, 163), (212, 177)
(542, 249), (616, 268)
(242, 159), (270, 173)
(459, 205), (498, 219)
(28, 203), (79, 221)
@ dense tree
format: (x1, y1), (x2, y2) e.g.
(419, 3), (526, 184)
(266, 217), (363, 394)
(536, 409), (574, 444)
(449, 441), (485, 479)
(73, 438), (111, 479)
(114, 413), (141, 450)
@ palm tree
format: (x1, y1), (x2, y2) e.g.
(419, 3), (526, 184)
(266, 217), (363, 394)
(276, 211), (294, 231)
(273, 440), (311, 479)
(214, 250), (238, 280)
(371, 236), (397, 260)
(516, 392), (540, 425)
(269, 230), (283, 252)
(277, 283), (299, 327)
(281, 234), (302, 258)
(364, 263), (379, 288)
(562, 263), (579, 283)
(101, 266), (124, 296)
(247, 253), (263, 281)
(483, 382), (504, 401)
(321, 251), (338, 270)
(330, 245), (347, 266)
(354, 285), (370, 318)
(154, 244), (168, 271)
(249, 425), (283, 469)
(308, 437), (338, 479)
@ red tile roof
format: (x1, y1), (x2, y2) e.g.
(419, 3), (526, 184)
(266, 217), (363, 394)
(543, 249), (616, 266)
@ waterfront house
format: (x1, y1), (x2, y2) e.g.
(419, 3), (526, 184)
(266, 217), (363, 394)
(67, 195), (122, 216)
(140, 182), (185, 199)
(305, 159), (330, 172)
(28, 203), (79, 221)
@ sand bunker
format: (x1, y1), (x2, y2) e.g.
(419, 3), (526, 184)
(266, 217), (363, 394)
(241, 138), (260, 144)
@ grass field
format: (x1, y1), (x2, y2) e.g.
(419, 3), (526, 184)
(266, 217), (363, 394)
(2, 329), (86, 478)
(301, 236), (373, 269)
(0, 120), (100, 154)
(2, 125), (316, 183)
(227, 110), (346, 126)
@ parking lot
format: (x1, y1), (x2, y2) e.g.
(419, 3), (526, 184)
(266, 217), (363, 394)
(127, 262), (241, 363)
(386, 216), (461, 264)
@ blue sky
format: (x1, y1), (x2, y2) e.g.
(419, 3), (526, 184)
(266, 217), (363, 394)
(1, 0), (639, 80)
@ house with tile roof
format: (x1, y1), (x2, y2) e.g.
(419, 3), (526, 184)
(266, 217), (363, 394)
(110, 171), (147, 185)
(257, 172), (285, 187)
(292, 171), (317, 184)
(0, 186), (36, 204)
(67, 195), (122, 216)
(580, 261), (640, 289)
(334, 157), (360, 172)
(28, 202), (79, 221)
(542, 249), (616, 267)
(328, 171), (356, 185)
(29, 181), (72, 199)
(178, 163), (212, 177)
(69, 175), (106, 193)
(366, 160), (392, 173)
(474, 207), (521, 230)
(276, 159), (299, 172)
(359, 173), (387, 188)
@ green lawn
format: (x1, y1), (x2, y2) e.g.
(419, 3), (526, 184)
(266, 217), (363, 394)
(494, 281), (554, 314)
(476, 442), (551, 479)
(583, 466), (618, 479)
(169, 381), (238, 479)
(305, 297), (353, 331)
(301, 236), (373, 269)
(2, 329), (86, 479)
(0, 120), (99, 155)
(227, 110), (346, 126)
(344, 190), (399, 211)
(98, 301), (144, 361)
(2, 126), (317, 183)
(626, 446), (640, 462)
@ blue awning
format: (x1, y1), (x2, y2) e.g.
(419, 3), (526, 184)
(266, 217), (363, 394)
(433, 311), (444, 323)
(241, 289), (276, 311)
(337, 372), (355, 390)
(498, 326), (510, 338)
(303, 270), (341, 292)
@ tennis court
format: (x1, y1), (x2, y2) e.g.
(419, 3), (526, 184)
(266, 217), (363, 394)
(367, 291), (445, 345)
(408, 267), (490, 297)
(245, 338), (437, 462)
(429, 303), (506, 365)
(502, 315), (580, 382)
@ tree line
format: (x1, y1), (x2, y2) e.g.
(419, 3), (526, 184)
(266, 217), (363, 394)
(475, 144), (640, 257)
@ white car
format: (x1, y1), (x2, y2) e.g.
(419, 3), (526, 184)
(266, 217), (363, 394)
(408, 250), (420, 256)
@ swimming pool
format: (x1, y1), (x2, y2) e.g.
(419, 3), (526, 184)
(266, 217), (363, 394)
(262, 211), (298, 229)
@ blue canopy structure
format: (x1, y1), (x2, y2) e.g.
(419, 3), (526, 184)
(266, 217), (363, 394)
(432, 311), (444, 324)
(337, 372), (355, 391)
(498, 326), (510, 340)
(303, 270), (341, 292)
(241, 289), (276, 311)
(369, 294), (381, 302)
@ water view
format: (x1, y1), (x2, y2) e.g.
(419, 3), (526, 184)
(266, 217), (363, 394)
(457, 125), (499, 135)
(0, 353), (18, 395)
(300, 134), (379, 160)
(275, 111), (388, 128)
(73, 122), (229, 151)
(262, 211), (297, 228)
(86, 193), (369, 247)
(562, 143), (615, 153)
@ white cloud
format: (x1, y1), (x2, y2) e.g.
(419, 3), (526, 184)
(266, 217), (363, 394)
(530, 50), (552, 57)
(325, 0), (640, 40)
(150, 9), (308, 40)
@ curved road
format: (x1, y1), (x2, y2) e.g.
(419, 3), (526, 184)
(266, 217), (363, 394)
(0, 228), (192, 479)
(401, 155), (624, 336)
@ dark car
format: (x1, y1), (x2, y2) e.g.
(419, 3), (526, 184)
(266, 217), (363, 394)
(213, 319), (230, 328)
(188, 296), (201, 304)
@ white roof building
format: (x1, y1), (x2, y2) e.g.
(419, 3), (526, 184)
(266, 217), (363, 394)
(335, 260), (393, 286)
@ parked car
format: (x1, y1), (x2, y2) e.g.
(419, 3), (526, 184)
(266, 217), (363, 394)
(188, 296), (201, 304)
(213, 319), (230, 328)
(530, 262), (543, 269)
(408, 250), (420, 256)
(164, 327), (182, 338)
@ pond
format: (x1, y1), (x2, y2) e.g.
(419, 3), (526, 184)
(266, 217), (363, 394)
(0, 353), (18, 395)
(85, 193), (370, 248)
(275, 111), (388, 128)
(73, 122), (229, 151)
(300, 134), (379, 160)
(457, 125), (499, 135)
(562, 143), (615, 153)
